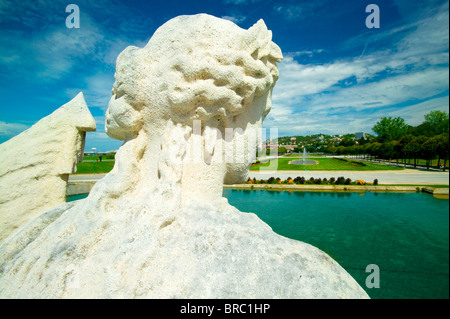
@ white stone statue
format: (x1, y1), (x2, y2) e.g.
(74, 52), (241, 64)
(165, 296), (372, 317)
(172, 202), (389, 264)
(0, 92), (95, 241)
(0, 14), (368, 298)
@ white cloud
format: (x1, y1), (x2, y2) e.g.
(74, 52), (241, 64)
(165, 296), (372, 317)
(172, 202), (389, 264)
(306, 67), (448, 112)
(221, 15), (247, 24)
(274, 4), (304, 21)
(266, 95), (449, 137)
(268, 2), (449, 136)
(84, 130), (123, 153)
(83, 73), (115, 111)
(0, 14), (105, 80)
(387, 96), (450, 126)
(0, 0), (150, 82)
(273, 0), (327, 22)
(272, 56), (370, 102)
(286, 50), (326, 58)
(0, 121), (29, 138)
(0, 0), (62, 27)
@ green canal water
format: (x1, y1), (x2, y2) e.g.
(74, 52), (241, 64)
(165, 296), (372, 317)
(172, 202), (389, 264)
(223, 189), (449, 299)
(68, 190), (449, 299)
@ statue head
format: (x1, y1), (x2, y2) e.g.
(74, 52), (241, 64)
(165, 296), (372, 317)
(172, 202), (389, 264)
(106, 14), (282, 139)
(104, 14), (282, 200)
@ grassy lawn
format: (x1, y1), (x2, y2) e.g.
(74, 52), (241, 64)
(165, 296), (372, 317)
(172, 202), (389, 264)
(250, 157), (403, 171)
(393, 158), (446, 167)
(75, 157), (411, 174)
(75, 161), (115, 174)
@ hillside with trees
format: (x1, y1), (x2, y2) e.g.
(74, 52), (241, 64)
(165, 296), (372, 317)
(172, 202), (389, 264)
(274, 110), (449, 171)
(328, 111), (449, 170)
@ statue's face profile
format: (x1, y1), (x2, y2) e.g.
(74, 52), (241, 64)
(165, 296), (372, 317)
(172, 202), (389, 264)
(105, 14), (282, 180)
(105, 47), (143, 141)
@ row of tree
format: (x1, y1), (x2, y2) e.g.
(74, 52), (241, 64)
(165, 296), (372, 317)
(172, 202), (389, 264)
(326, 110), (449, 171)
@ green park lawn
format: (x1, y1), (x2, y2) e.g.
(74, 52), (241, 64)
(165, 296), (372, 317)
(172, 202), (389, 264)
(75, 160), (115, 174)
(250, 157), (403, 171)
(75, 156), (405, 174)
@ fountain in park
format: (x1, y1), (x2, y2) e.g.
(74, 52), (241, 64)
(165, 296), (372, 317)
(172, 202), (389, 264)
(0, 14), (367, 298)
(289, 148), (318, 165)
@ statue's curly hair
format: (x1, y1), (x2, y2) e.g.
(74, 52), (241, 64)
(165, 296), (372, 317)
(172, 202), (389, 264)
(162, 17), (282, 124)
(109, 14), (282, 136)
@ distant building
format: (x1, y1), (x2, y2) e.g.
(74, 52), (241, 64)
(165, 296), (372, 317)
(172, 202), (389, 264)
(355, 132), (366, 140)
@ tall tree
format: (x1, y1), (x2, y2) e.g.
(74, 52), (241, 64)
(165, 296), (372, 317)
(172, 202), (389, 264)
(423, 110), (449, 136)
(277, 146), (287, 155)
(421, 137), (438, 170)
(340, 136), (356, 147)
(380, 141), (397, 162)
(398, 134), (414, 165)
(433, 134), (449, 171)
(372, 117), (411, 143)
(366, 142), (382, 161)
(405, 136), (428, 168)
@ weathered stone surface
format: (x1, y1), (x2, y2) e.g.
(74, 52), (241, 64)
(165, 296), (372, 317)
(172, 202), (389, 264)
(0, 198), (367, 298)
(0, 93), (95, 240)
(0, 15), (368, 298)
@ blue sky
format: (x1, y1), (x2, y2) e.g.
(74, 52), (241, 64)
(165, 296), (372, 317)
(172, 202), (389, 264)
(0, 0), (448, 152)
